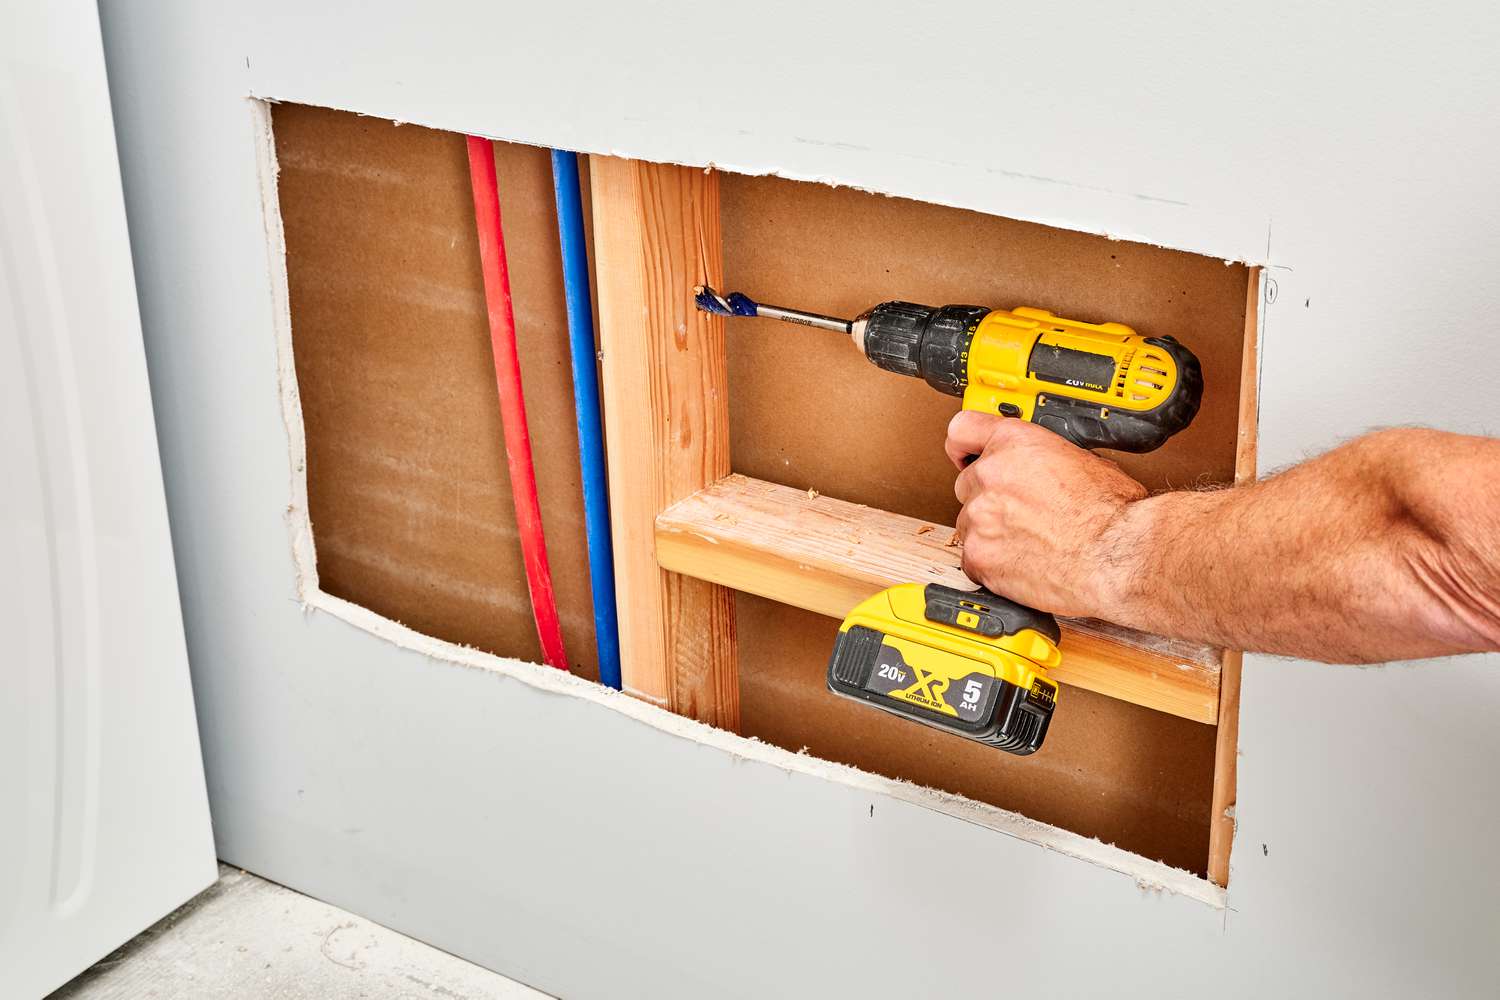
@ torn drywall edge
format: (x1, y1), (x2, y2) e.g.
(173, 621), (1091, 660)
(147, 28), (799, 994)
(252, 98), (319, 598)
(251, 96), (1225, 910)
(308, 583), (1226, 909)
(1249, 267), (1268, 483)
(246, 91), (1271, 270)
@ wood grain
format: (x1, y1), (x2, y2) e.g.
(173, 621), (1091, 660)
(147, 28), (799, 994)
(656, 474), (1222, 724)
(1207, 265), (1261, 887)
(589, 156), (738, 728)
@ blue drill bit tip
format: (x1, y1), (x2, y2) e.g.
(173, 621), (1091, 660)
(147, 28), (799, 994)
(694, 285), (759, 317)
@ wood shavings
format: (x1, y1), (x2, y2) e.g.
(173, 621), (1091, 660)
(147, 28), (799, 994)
(915, 525), (934, 536)
(807, 488), (820, 499)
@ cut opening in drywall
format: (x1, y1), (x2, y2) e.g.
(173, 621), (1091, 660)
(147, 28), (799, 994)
(269, 102), (1251, 880)
(270, 103), (602, 682)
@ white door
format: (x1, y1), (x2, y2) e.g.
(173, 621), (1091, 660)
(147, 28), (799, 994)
(0, 2), (218, 996)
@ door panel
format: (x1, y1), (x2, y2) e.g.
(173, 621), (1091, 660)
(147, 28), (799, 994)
(0, 3), (217, 996)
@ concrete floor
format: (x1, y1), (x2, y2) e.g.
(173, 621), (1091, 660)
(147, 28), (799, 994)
(49, 865), (549, 999)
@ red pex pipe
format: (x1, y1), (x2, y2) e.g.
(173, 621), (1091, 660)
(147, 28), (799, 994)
(465, 136), (569, 670)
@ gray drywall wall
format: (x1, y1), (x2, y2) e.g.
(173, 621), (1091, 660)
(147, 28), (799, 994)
(99, 2), (1500, 996)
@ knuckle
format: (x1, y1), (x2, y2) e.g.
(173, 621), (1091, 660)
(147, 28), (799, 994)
(972, 458), (1002, 488)
(963, 497), (1003, 538)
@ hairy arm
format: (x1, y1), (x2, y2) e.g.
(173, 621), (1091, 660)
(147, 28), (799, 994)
(946, 414), (1500, 662)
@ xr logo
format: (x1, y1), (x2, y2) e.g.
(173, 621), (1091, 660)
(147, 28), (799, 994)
(898, 664), (950, 710)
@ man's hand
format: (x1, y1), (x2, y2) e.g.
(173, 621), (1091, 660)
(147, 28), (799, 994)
(946, 411), (1145, 618)
(945, 414), (1500, 662)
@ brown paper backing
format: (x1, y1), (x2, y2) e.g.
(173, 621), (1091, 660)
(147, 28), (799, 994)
(274, 105), (1249, 875)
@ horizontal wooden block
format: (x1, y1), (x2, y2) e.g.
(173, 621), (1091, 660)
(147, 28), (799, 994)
(655, 474), (1221, 724)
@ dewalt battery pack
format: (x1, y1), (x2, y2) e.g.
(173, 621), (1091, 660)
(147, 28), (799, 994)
(826, 583), (1062, 755)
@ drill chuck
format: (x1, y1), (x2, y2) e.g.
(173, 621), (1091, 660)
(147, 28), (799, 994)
(852, 301), (988, 397)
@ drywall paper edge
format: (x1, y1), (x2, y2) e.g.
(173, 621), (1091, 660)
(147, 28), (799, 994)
(245, 89), (1271, 270)
(251, 98), (319, 597)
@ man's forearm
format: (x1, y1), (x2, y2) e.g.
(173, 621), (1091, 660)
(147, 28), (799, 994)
(1094, 429), (1500, 662)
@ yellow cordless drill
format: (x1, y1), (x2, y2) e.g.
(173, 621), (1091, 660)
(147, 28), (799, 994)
(694, 286), (1202, 452)
(694, 285), (1204, 753)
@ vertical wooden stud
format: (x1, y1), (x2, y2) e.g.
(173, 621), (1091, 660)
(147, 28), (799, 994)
(589, 156), (739, 730)
(1207, 265), (1261, 887)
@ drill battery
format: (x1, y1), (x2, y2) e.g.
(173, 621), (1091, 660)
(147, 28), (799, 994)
(826, 584), (1062, 755)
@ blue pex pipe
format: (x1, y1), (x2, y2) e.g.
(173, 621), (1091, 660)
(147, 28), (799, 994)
(549, 150), (623, 689)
